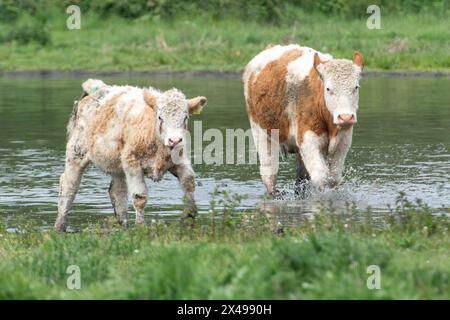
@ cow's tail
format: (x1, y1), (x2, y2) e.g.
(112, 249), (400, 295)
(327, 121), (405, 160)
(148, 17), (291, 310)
(67, 79), (107, 139)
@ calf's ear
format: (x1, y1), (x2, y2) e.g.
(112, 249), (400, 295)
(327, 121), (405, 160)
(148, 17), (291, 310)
(353, 51), (364, 69)
(188, 96), (207, 115)
(143, 90), (156, 110)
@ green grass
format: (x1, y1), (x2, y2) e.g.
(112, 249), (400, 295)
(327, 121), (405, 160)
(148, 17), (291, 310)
(0, 9), (449, 72)
(1, 194), (449, 299)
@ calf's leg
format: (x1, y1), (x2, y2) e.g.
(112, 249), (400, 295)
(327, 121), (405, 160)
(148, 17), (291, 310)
(124, 169), (148, 225)
(169, 164), (197, 218)
(55, 157), (89, 231)
(108, 173), (129, 227)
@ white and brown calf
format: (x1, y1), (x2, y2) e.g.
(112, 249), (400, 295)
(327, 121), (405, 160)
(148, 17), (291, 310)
(55, 79), (207, 231)
(243, 44), (364, 195)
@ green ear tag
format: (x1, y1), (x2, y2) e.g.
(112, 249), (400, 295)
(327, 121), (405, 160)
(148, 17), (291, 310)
(90, 85), (98, 94)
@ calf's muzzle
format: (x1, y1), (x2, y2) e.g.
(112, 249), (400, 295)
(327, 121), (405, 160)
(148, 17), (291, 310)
(168, 137), (183, 147)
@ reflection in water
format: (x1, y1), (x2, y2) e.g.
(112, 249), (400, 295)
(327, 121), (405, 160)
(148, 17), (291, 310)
(0, 76), (449, 229)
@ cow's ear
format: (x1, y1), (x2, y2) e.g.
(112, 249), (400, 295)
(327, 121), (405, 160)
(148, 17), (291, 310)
(313, 53), (324, 70)
(353, 51), (364, 70)
(143, 90), (156, 110)
(188, 96), (207, 115)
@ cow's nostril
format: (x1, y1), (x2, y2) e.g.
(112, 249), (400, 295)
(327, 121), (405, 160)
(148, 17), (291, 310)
(338, 114), (354, 122)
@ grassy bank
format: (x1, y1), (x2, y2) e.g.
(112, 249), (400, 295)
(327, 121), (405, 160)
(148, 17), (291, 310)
(0, 2), (449, 72)
(1, 195), (449, 299)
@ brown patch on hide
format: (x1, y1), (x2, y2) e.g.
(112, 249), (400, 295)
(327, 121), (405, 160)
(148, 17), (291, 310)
(90, 93), (125, 139)
(245, 49), (303, 143)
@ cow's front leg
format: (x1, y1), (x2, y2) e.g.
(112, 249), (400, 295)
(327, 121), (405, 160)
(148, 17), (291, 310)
(124, 169), (148, 225)
(299, 131), (329, 188)
(328, 153), (346, 187)
(327, 130), (352, 187)
(169, 164), (197, 218)
(108, 173), (129, 227)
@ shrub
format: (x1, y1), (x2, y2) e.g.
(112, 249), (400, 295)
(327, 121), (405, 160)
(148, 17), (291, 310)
(3, 15), (50, 45)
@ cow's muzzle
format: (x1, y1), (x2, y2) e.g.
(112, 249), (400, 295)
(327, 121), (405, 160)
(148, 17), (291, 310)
(336, 113), (356, 126)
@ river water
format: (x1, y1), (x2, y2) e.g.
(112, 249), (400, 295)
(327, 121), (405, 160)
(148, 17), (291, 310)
(0, 75), (449, 229)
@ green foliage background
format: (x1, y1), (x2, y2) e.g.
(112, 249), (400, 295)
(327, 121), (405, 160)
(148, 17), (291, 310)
(0, 0), (448, 71)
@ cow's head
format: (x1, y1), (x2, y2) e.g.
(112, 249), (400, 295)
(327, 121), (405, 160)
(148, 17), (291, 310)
(314, 52), (364, 127)
(143, 88), (207, 148)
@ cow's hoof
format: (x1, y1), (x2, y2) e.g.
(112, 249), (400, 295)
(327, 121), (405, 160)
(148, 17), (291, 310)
(269, 189), (286, 200)
(294, 180), (310, 198)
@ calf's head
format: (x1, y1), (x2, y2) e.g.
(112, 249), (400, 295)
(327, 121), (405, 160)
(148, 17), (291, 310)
(143, 88), (207, 148)
(314, 52), (364, 127)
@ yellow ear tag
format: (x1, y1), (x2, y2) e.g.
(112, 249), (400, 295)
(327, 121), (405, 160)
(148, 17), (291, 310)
(192, 106), (203, 115)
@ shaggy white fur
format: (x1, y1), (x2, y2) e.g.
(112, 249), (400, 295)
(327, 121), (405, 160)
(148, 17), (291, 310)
(55, 80), (206, 232)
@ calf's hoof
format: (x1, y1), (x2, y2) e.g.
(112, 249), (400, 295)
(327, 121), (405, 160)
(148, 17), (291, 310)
(118, 219), (129, 229)
(183, 203), (197, 219)
(135, 217), (146, 225)
(54, 220), (67, 233)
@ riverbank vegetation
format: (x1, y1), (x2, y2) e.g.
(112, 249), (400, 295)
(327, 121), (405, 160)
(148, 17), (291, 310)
(1, 193), (449, 299)
(0, 0), (448, 72)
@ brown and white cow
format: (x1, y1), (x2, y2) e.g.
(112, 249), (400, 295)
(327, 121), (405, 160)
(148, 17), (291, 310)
(55, 79), (207, 231)
(243, 44), (363, 195)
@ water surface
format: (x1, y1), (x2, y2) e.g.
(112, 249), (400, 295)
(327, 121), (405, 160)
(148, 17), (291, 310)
(0, 75), (449, 229)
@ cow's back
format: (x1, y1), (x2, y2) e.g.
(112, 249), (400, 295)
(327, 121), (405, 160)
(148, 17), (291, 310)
(243, 44), (332, 144)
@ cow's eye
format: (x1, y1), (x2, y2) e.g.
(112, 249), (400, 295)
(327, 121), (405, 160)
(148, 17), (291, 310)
(158, 116), (162, 121)
(326, 87), (333, 94)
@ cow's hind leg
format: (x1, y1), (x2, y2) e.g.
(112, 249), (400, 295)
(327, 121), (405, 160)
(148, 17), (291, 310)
(295, 153), (310, 197)
(124, 169), (148, 225)
(109, 173), (129, 227)
(251, 123), (280, 197)
(55, 156), (90, 232)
